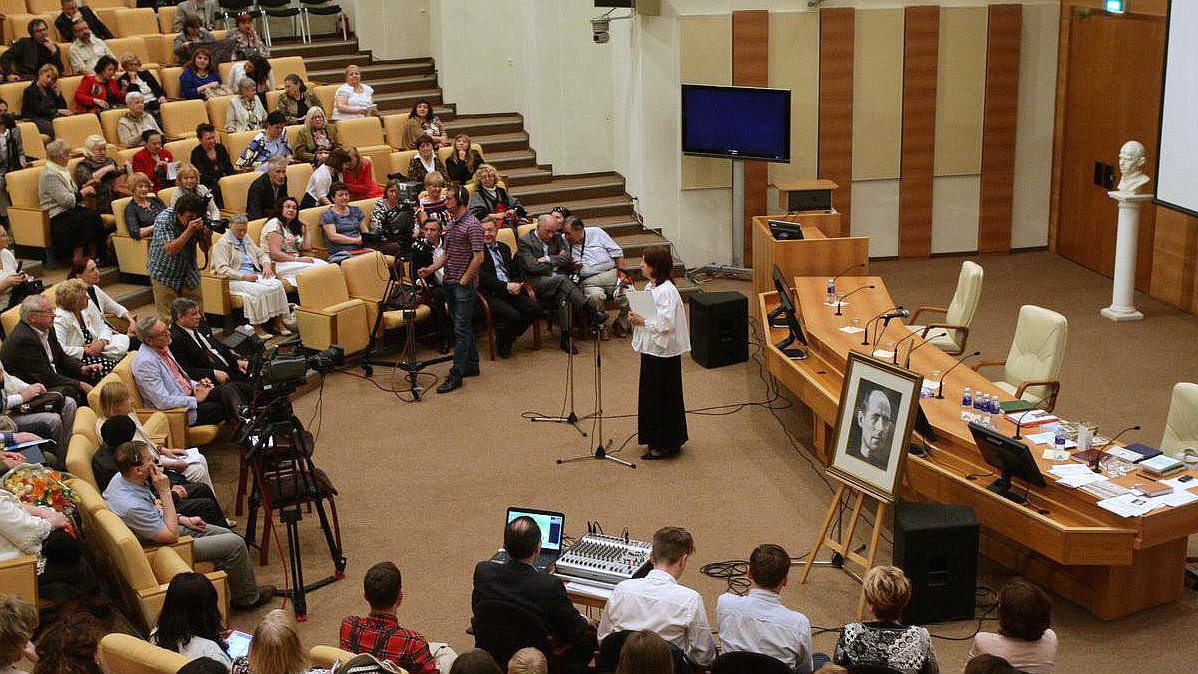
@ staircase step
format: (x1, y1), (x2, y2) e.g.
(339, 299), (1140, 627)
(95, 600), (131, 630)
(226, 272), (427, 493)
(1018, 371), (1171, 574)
(526, 195), (634, 220)
(471, 131), (530, 154)
(105, 282), (155, 312)
(308, 59), (436, 81)
(270, 37), (365, 59)
(510, 174), (626, 206)
(582, 215), (645, 238)
(447, 114), (525, 137)
(486, 149), (539, 171)
(501, 166), (554, 187)
(612, 232), (670, 257)
(355, 74), (440, 95)
(371, 89), (445, 113)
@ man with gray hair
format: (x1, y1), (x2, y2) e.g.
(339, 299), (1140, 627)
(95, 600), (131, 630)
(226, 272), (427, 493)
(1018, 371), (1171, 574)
(246, 156), (289, 220)
(516, 214), (608, 353)
(562, 215), (628, 339)
(0, 295), (100, 405)
(131, 316), (244, 427)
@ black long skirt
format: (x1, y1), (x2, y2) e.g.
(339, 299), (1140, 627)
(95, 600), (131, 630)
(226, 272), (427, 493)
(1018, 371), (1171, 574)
(637, 352), (688, 450)
(50, 207), (106, 257)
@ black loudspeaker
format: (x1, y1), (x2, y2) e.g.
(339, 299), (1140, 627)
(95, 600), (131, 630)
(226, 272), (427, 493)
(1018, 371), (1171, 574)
(689, 291), (748, 369)
(893, 501), (979, 625)
(785, 188), (833, 212)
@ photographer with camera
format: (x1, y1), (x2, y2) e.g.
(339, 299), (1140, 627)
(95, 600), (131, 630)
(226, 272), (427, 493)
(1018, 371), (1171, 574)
(148, 193), (209, 321)
(370, 180), (418, 259)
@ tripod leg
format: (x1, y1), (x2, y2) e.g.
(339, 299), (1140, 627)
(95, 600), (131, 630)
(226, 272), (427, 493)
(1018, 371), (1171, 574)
(311, 496), (347, 575)
(286, 511), (307, 620)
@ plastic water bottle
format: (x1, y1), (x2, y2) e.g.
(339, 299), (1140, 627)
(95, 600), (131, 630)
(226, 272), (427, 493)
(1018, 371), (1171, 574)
(962, 386), (972, 407)
(982, 394), (993, 427)
(826, 278), (836, 303)
(1053, 428), (1068, 460)
(991, 395), (1002, 417)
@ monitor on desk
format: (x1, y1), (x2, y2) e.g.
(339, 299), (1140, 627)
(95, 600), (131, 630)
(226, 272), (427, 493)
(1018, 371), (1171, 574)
(771, 265), (808, 360)
(969, 422), (1047, 506)
(768, 219), (805, 241)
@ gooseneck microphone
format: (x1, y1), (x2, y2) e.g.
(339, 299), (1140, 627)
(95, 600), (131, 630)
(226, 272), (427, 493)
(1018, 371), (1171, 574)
(830, 262), (866, 288)
(862, 306), (904, 346)
(834, 284), (875, 316)
(871, 308), (910, 349)
(935, 350), (982, 399)
(1089, 424), (1142, 472)
(1010, 391), (1054, 440)
(901, 331), (949, 368)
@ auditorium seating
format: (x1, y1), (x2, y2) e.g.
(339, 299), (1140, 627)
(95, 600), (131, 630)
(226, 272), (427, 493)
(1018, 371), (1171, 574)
(111, 8), (160, 40)
(218, 170), (262, 216)
(286, 160), (314, 199)
(5, 165), (50, 248)
(111, 196), (150, 276)
(159, 66), (184, 99)
(164, 136), (200, 161)
(0, 554), (37, 609)
(66, 406), (171, 492)
(161, 99), (207, 139)
(294, 262), (370, 354)
(88, 354), (222, 449)
(105, 36), (158, 69)
(1162, 383), (1198, 460)
(206, 93), (235, 133)
(17, 121), (45, 161)
(99, 633), (189, 674)
(52, 112), (105, 154)
(341, 251), (431, 343)
(974, 304), (1068, 412)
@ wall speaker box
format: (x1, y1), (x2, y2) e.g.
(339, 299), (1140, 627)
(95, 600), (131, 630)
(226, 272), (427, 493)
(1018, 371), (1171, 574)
(595, 0), (634, 7)
(785, 188), (833, 212)
(690, 291), (748, 369)
(893, 501), (979, 625)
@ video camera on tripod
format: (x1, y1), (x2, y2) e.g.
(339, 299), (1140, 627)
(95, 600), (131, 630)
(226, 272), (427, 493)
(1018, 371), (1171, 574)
(222, 326), (345, 401)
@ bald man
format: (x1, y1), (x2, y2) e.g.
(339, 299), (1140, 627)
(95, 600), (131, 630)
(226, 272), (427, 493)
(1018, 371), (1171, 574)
(847, 388), (896, 470)
(515, 214), (608, 353)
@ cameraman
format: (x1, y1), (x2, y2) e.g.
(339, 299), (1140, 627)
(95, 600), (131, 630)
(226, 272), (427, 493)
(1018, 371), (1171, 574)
(147, 192), (209, 321)
(370, 179), (417, 259)
(410, 217), (451, 354)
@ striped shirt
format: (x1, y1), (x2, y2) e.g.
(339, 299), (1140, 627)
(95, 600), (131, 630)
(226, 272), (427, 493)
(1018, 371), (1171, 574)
(442, 211), (484, 286)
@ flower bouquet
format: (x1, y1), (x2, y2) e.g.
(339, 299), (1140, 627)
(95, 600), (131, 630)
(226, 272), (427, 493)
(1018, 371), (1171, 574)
(2, 465), (78, 516)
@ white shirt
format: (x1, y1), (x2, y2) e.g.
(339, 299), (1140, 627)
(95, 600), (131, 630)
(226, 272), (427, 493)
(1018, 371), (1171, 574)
(570, 226), (623, 278)
(717, 589), (813, 673)
(0, 249), (18, 308)
(2, 370), (33, 411)
(150, 630), (233, 668)
(631, 280), (690, 358)
(332, 83), (374, 120)
(69, 37), (114, 75)
(597, 569), (717, 666)
(180, 325), (229, 368)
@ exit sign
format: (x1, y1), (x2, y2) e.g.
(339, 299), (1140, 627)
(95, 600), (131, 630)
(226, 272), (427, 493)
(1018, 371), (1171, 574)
(1106, 0), (1126, 12)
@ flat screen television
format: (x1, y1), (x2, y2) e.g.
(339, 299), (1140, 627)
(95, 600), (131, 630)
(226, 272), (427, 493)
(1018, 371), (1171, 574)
(681, 84), (791, 162)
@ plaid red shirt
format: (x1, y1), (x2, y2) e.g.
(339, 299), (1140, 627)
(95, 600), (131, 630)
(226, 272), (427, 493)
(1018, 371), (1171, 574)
(339, 612), (438, 674)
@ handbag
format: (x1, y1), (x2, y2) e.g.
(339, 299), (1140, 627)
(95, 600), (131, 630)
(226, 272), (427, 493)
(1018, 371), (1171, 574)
(14, 391), (65, 415)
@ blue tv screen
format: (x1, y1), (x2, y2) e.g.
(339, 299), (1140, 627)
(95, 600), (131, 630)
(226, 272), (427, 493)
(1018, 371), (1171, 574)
(681, 84), (791, 162)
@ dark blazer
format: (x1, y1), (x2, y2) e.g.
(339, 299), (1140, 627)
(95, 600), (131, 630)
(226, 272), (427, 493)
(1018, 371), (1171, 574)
(169, 322), (240, 382)
(246, 172), (286, 221)
(0, 39), (64, 81)
(190, 143), (235, 195)
(479, 240), (523, 296)
(0, 320), (85, 391)
(56, 8), (114, 42)
(515, 229), (572, 279)
(472, 560), (589, 642)
(117, 70), (167, 102)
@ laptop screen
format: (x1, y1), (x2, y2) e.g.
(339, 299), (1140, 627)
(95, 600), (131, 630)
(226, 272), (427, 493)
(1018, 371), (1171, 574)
(506, 508), (565, 552)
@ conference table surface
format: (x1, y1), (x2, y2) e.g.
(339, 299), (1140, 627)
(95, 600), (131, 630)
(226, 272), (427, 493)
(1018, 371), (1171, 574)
(759, 275), (1198, 618)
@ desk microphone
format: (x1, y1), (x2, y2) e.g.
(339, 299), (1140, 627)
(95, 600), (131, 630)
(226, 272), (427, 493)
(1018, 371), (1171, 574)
(830, 262), (866, 288)
(1089, 424), (1142, 472)
(834, 284), (875, 316)
(871, 308), (909, 348)
(901, 331), (949, 368)
(935, 351), (982, 399)
(862, 306), (904, 346)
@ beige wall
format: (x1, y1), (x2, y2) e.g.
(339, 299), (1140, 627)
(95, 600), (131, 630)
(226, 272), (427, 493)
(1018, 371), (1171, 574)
(348, 0), (431, 61)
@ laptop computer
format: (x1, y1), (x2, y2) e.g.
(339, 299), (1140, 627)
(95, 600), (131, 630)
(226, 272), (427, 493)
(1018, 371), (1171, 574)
(488, 507), (566, 572)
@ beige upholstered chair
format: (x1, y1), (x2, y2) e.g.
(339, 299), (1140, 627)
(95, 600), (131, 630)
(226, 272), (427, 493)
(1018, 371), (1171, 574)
(295, 263), (371, 354)
(907, 260), (983, 355)
(974, 305), (1068, 411)
(88, 355), (221, 449)
(1161, 383), (1198, 460)
(100, 634), (189, 674)
(341, 251), (430, 341)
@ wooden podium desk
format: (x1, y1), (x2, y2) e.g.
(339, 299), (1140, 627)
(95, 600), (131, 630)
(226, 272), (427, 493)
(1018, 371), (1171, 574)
(760, 275), (1198, 620)
(750, 214), (868, 317)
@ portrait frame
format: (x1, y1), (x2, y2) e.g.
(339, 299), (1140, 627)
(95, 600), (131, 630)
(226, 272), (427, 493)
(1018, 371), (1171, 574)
(828, 352), (922, 503)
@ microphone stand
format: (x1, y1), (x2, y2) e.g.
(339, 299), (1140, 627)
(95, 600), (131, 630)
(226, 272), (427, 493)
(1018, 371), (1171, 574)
(935, 350), (982, 399)
(861, 306), (902, 346)
(834, 284), (875, 316)
(557, 320), (634, 469)
(1009, 392), (1054, 440)
(1087, 425), (1142, 472)
(901, 331), (949, 368)
(530, 296), (587, 436)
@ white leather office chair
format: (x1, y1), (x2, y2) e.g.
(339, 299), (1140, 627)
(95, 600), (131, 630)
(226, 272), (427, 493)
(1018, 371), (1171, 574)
(907, 260), (983, 355)
(974, 305), (1067, 411)
(1162, 383), (1198, 461)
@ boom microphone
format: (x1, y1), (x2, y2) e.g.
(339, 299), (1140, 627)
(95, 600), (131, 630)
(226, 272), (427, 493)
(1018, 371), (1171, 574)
(862, 306), (903, 346)
(834, 284), (875, 316)
(935, 350), (982, 399)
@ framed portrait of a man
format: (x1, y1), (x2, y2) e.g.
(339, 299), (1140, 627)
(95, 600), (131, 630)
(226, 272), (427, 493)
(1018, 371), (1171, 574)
(828, 352), (922, 502)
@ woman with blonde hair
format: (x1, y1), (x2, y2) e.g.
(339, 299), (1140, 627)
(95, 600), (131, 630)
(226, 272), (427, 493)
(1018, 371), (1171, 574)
(231, 609), (329, 674)
(53, 279), (123, 375)
(332, 64), (378, 121)
(73, 135), (123, 214)
(445, 133), (483, 185)
(173, 162), (222, 223)
(116, 52), (167, 117)
(123, 172), (166, 240)
(467, 163), (525, 225)
(834, 566), (938, 674)
(507, 648), (547, 674)
(0, 595), (37, 674)
(293, 106), (340, 165)
(615, 631), (673, 674)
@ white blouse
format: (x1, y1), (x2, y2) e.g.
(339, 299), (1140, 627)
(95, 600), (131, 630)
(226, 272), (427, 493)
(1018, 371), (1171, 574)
(0, 249), (18, 308)
(0, 490), (51, 562)
(332, 83), (374, 120)
(631, 280), (690, 358)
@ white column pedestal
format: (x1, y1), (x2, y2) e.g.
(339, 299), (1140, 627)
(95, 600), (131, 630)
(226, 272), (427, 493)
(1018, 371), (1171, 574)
(1100, 191), (1152, 322)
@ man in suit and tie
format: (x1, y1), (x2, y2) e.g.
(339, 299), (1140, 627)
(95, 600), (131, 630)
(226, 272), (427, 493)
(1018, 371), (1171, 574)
(472, 517), (597, 674)
(131, 317), (244, 427)
(516, 214), (608, 354)
(0, 296), (102, 405)
(167, 298), (248, 384)
(479, 220), (540, 359)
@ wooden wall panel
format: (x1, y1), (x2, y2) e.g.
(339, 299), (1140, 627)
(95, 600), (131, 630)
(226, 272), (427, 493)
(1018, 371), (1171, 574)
(768, 11), (820, 184)
(680, 16), (732, 189)
(852, 9), (904, 181)
(1150, 208), (1198, 313)
(899, 6), (939, 258)
(935, 7), (987, 176)
(818, 8), (854, 237)
(978, 4), (1022, 254)
(733, 10), (769, 263)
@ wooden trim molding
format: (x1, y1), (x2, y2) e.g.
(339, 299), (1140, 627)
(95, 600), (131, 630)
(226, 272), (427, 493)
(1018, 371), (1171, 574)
(978, 4), (1022, 254)
(899, 6), (940, 258)
(818, 8), (854, 237)
(733, 10), (769, 263)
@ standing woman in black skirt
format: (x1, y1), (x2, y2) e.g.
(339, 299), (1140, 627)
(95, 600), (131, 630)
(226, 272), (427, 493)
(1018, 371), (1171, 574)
(630, 245), (690, 460)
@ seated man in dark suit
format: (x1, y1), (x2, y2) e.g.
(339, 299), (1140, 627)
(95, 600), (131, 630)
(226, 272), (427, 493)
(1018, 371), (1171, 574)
(479, 219), (539, 359)
(168, 298), (248, 383)
(246, 158), (289, 221)
(0, 296), (102, 405)
(516, 214), (607, 354)
(55, 0), (113, 43)
(472, 516), (597, 674)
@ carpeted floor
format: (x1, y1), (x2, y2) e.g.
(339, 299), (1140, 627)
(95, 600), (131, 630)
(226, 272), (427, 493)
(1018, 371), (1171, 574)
(206, 250), (1198, 674)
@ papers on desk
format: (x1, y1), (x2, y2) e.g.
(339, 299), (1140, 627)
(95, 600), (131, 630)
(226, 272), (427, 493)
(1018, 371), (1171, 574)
(838, 326), (866, 334)
(562, 580), (613, 601)
(1160, 475), (1198, 492)
(1080, 480), (1130, 499)
(1026, 430), (1076, 449)
(1048, 463), (1108, 488)
(872, 349), (894, 360)
(824, 300), (850, 308)
(1096, 489), (1198, 517)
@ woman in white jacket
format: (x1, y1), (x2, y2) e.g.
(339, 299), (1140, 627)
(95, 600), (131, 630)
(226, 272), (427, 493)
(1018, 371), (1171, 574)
(69, 256), (138, 352)
(211, 215), (291, 338)
(53, 279), (124, 376)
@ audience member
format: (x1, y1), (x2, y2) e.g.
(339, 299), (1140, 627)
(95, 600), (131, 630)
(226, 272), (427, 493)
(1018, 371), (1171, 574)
(0, 595), (37, 674)
(506, 648), (546, 674)
(343, 146), (383, 201)
(417, 173), (449, 224)
(117, 53), (167, 118)
(233, 609), (329, 674)
(151, 572), (233, 668)
(236, 111), (291, 171)
(68, 19), (115, 76)
(468, 164), (525, 225)
(0, 226), (26, 312)
(717, 543), (815, 673)
(411, 215), (446, 283)
(444, 134), (483, 185)
(969, 578), (1056, 674)
(320, 182), (370, 264)
(133, 315), (248, 427)
(40, 139), (108, 263)
(370, 180), (417, 256)
(448, 650), (501, 674)
(73, 135), (122, 214)
(174, 163), (222, 223)
(211, 215), (292, 337)
(0, 481), (80, 586)
(615, 631), (673, 674)
(68, 256), (139, 354)
(277, 74), (321, 126)
(133, 130), (175, 192)
(55, 0), (113, 44)
(332, 65), (378, 120)
(340, 561), (458, 674)
(75, 55), (122, 113)
(963, 655), (1019, 674)
(471, 516), (595, 674)
(190, 124), (236, 204)
(294, 106), (339, 165)
(407, 137), (446, 185)
(230, 55), (273, 107)
(175, 18), (220, 67)
(1, 20), (64, 83)
(103, 440), (273, 610)
(301, 148), (347, 208)
(174, 0), (219, 32)
(118, 92), (162, 148)
(1, 296), (101, 405)
(599, 527), (715, 668)
(53, 279), (122, 376)
(260, 197), (327, 284)
(147, 193), (208, 321)
(563, 215), (630, 338)
(20, 64), (68, 137)
(0, 115), (27, 227)
(226, 77), (268, 133)
(400, 98), (446, 149)
(169, 297), (249, 385)
(33, 613), (102, 674)
(179, 658), (232, 674)
(478, 219), (537, 359)
(123, 172), (167, 240)
(0, 359), (77, 451)
(230, 12), (269, 60)
(180, 48), (225, 101)
(516, 214), (608, 354)
(833, 566), (938, 674)
(246, 158), (289, 220)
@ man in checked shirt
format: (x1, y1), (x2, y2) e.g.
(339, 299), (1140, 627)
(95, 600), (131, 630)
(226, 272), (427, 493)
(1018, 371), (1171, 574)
(340, 561), (459, 673)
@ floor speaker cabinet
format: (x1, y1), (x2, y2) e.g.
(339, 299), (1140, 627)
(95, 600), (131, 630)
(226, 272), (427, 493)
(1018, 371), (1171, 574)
(893, 501), (979, 625)
(689, 291), (748, 369)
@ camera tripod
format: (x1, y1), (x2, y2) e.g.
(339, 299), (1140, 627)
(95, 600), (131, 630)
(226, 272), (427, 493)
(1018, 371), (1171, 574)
(529, 296), (587, 436)
(556, 319), (634, 469)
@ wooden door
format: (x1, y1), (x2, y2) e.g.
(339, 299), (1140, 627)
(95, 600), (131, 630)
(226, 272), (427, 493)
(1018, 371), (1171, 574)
(1057, 10), (1165, 289)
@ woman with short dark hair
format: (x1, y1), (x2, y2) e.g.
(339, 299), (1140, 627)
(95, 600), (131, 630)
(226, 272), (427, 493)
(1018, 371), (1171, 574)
(33, 613), (103, 674)
(74, 54), (122, 113)
(834, 566), (938, 674)
(152, 572), (232, 668)
(629, 244), (689, 460)
(615, 631), (673, 674)
(969, 578), (1056, 674)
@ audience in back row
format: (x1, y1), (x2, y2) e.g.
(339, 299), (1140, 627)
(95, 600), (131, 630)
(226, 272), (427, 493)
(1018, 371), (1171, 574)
(341, 561), (458, 674)
(1, 20), (63, 83)
(118, 52), (168, 118)
(118, 92), (162, 148)
(75, 55), (122, 114)
(295, 106), (339, 165)
(181, 47), (226, 101)
(175, 15), (221, 65)
(401, 98), (446, 150)
(40, 138), (109, 264)
(237, 112), (292, 171)
(192, 123), (237, 205)
(57, 0), (113, 45)
(226, 78), (269, 133)
(279, 74), (322, 126)
(333, 65), (378, 120)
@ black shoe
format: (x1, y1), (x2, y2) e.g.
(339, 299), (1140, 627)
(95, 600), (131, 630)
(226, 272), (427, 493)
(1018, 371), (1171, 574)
(437, 377), (462, 394)
(560, 339), (579, 355)
(232, 584), (277, 611)
(641, 447), (668, 461)
(590, 309), (610, 326)
(497, 340), (513, 359)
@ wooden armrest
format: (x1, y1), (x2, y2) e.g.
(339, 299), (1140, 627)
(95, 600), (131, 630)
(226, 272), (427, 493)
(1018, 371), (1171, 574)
(972, 358), (1006, 372)
(909, 305), (948, 324)
(521, 282), (538, 303)
(1014, 379), (1061, 410)
(920, 323), (968, 339)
